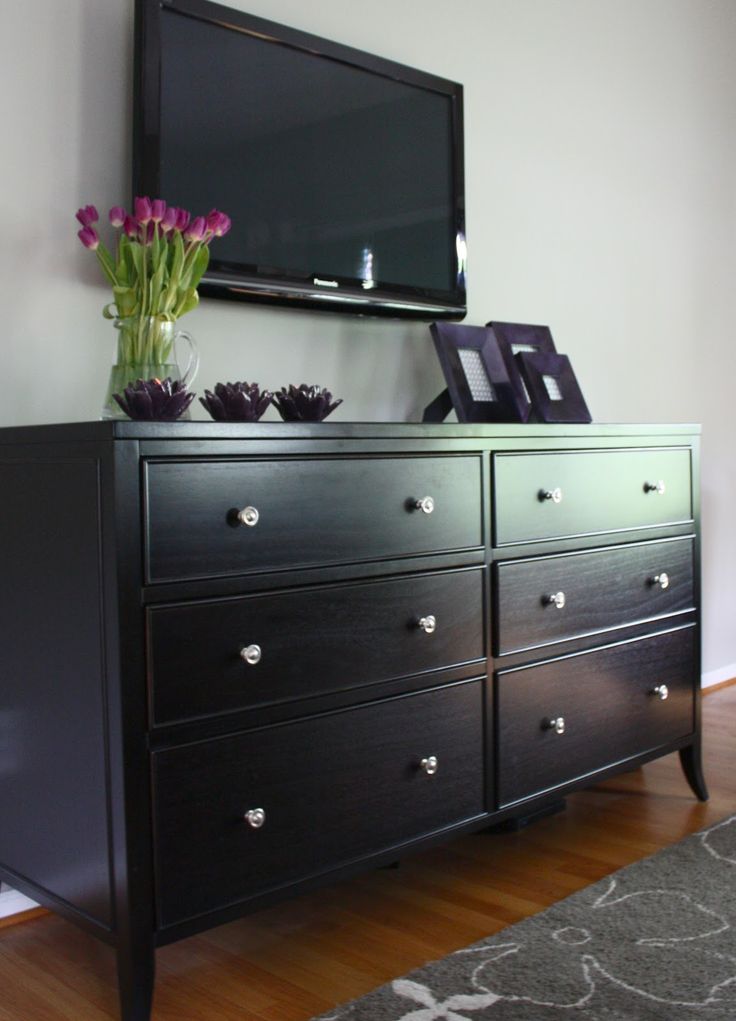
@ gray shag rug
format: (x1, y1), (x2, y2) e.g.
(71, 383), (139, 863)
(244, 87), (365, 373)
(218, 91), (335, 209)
(311, 815), (736, 1020)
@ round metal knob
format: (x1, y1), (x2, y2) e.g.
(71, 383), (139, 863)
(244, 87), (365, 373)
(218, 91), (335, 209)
(417, 615), (437, 634)
(651, 572), (670, 590)
(652, 684), (669, 700)
(543, 591), (566, 610)
(415, 496), (435, 515)
(644, 480), (666, 495)
(244, 808), (266, 828)
(539, 487), (563, 504)
(420, 755), (439, 775)
(240, 644), (262, 665)
(543, 716), (566, 735)
(237, 505), (260, 527)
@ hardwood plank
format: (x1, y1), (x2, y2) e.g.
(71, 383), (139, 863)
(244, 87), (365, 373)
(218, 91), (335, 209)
(1, 684), (734, 1020)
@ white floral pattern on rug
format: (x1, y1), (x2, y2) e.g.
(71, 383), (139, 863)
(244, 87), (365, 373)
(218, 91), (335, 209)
(314, 814), (736, 1020)
(701, 815), (736, 865)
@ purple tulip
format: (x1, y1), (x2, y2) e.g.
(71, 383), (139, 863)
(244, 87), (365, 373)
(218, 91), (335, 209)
(206, 209), (232, 237)
(134, 196), (153, 224)
(76, 205), (99, 228)
(109, 206), (126, 228)
(77, 226), (100, 250)
(174, 208), (191, 232)
(184, 216), (206, 242)
(123, 215), (139, 238)
(161, 207), (177, 232)
(151, 198), (166, 223)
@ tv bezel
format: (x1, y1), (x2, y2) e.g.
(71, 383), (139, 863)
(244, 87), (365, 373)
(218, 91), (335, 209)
(134, 0), (467, 320)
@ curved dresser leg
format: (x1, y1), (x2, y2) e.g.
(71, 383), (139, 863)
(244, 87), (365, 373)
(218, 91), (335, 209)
(679, 744), (709, 802)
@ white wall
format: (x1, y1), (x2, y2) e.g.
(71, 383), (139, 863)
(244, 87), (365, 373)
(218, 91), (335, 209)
(1, 0), (735, 680)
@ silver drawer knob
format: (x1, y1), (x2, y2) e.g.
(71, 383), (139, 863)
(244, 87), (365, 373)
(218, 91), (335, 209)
(420, 755), (439, 775)
(651, 572), (670, 590)
(237, 505), (260, 527)
(415, 496), (435, 514)
(543, 716), (566, 735)
(244, 808), (266, 828)
(539, 487), (563, 504)
(543, 591), (566, 610)
(240, 644), (262, 665)
(652, 684), (669, 700)
(417, 615), (437, 634)
(644, 480), (666, 495)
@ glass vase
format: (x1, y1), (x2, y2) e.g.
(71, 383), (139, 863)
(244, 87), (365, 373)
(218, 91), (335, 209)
(102, 316), (199, 419)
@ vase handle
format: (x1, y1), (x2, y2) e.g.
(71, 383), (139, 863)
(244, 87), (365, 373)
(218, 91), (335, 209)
(173, 329), (199, 387)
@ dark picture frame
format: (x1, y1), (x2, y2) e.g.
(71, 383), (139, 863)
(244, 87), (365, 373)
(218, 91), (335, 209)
(426, 323), (530, 423)
(486, 321), (557, 418)
(486, 321), (557, 357)
(515, 351), (592, 424)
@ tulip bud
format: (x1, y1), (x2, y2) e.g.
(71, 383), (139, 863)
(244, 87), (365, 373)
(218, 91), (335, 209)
(78, 226), (100, 250)
(109, 206), (126, 228)
(161, 207), (177, 232)
(184, 216), (206, 242)
(175, 208), (191, 232)
(134, 196), (153, 224)
(205, 209), (221, 233)
(123, 215), (139, 239)
(76, 205), (99, 228)
(206, 209), (232, 237)
(151, 198), (166, 223)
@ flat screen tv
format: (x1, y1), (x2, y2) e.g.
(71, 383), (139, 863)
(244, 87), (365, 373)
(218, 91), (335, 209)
(134, 0), (466, 319)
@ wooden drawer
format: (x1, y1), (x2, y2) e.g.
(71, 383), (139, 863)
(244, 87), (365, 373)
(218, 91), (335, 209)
(494, 448), (692, 546)
(144, 455), (482, 582)
(148, 568), (485, 725)
(495, 537), (694, 654)
(496, 626), (695, 808)
(152, 680), (485, 927)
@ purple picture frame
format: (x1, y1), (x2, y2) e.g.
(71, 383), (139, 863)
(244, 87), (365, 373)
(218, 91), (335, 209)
(515, 351), (592, 424)
(486, 321), (557, 417)
(486, 321), (557, 357)
(428, 323), (530, 423)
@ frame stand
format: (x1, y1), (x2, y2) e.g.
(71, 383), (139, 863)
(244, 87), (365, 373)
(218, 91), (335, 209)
(422, 388), (453, 423)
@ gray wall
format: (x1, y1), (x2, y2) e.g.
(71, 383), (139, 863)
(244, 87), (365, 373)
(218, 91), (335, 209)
(1, 0), (735, 681)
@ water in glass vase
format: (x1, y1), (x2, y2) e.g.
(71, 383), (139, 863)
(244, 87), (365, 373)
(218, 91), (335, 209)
(102, 316), (199, 418)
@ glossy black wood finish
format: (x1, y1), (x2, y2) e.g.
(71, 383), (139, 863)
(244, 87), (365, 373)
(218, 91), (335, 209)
(144, 454), (483, 582)
(0, 421), (704, 1021)
(153, 679), (484, 928)
(494, 447), (692, 545)
(496, 626), (696, 808)
(0, 452), (112, 930)
(495, 536), (694, 654)
(148, 567), (484, 725)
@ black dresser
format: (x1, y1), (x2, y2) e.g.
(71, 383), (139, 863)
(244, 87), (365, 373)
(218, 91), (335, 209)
(0, 421), (706, 1021)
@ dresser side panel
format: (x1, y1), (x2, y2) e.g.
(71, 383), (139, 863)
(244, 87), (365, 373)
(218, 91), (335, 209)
(0, 451), (112, 929)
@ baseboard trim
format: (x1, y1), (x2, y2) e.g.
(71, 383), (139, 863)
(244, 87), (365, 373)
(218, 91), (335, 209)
(702, 664), (736, 691)
(703, 675), (736, 694)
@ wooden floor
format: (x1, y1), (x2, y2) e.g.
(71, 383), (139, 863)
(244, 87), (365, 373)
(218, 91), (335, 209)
(1, 684), (734, 1021)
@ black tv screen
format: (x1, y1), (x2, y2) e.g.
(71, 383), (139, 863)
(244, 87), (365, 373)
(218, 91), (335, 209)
(134, 0), (466, 318)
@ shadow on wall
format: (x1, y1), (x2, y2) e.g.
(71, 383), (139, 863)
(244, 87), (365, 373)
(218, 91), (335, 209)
(332, 318), (444, 423)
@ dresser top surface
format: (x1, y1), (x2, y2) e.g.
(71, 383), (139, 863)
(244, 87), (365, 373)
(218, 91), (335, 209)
(0, 420), (701, 445)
